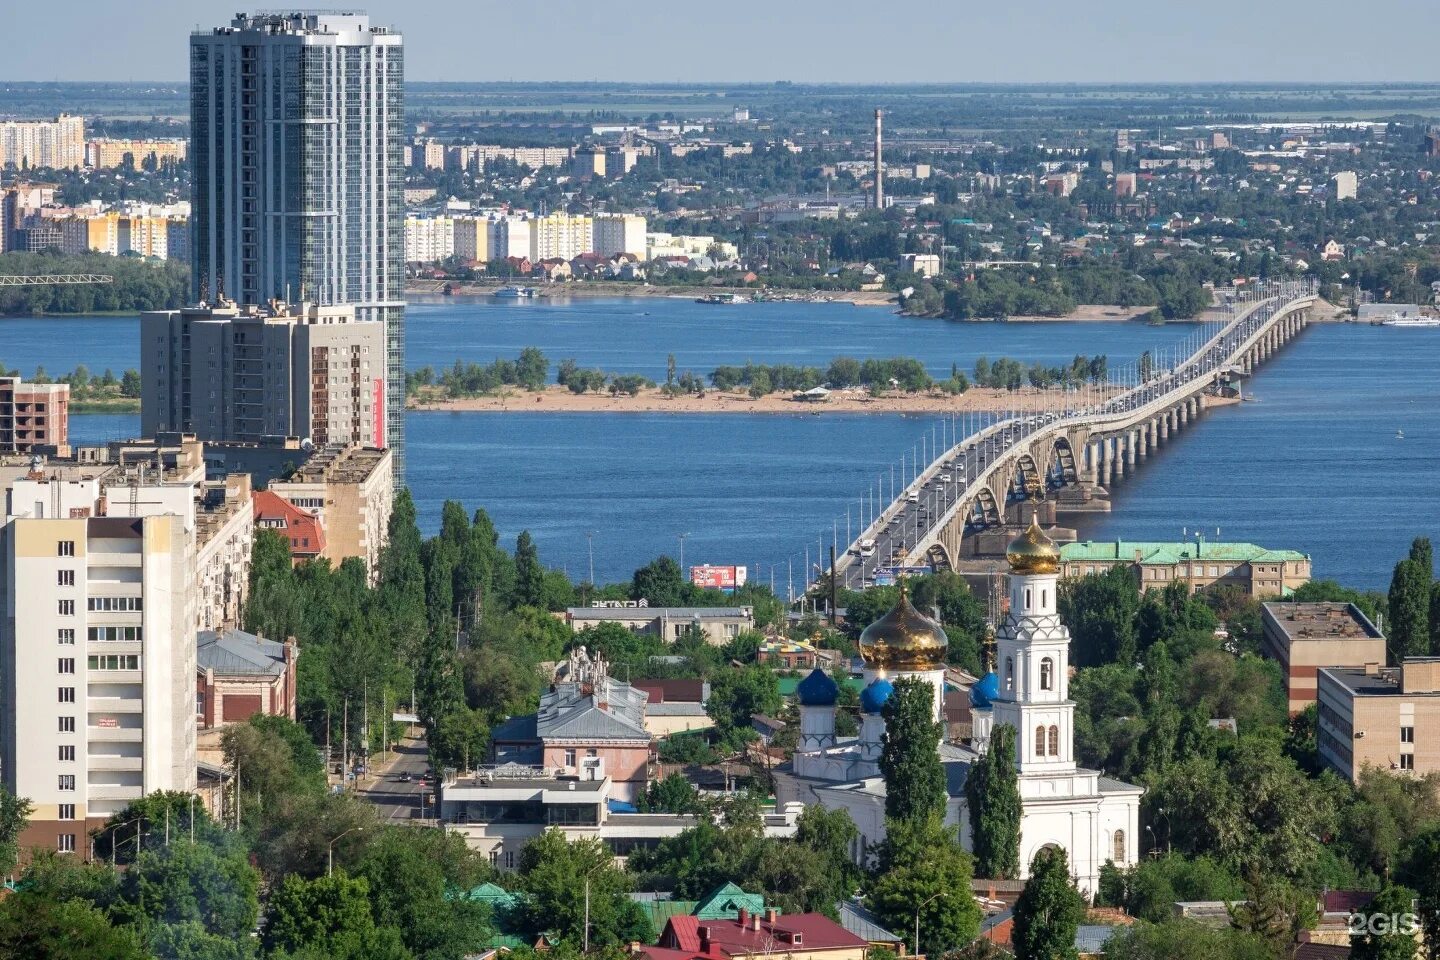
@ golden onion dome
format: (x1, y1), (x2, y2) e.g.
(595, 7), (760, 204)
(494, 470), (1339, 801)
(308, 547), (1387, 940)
(1006, 514), (1060, 575)
(858, 584), (948, 671)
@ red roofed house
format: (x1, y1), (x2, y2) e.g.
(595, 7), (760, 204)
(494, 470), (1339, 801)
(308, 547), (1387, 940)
(640, 908), (868, 960)
(253, 489), (325, 563)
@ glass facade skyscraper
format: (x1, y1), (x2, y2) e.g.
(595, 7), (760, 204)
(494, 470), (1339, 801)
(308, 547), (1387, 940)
(190, 12), (406, 477)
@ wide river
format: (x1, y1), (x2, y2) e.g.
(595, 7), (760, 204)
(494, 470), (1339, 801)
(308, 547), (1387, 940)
(5, 295), (1435, 590)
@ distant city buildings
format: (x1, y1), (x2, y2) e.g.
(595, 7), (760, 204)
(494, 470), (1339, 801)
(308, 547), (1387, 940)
(1059, 539), (1312, 596)
(564, 604), (755, 645)
(0, 114), (85, 170)
(85, 138), (187, 169)
(190, 12), (407, 477)
(0, 375), (69, 454)
(141, 300), (386, 449)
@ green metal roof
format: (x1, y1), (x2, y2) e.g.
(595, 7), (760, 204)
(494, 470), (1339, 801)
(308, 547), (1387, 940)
(1059, 540), (1309, 565)
(695, 882), (766, 920)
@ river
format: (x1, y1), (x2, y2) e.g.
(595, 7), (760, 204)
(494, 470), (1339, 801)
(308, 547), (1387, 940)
(10, 296), (1436, 590)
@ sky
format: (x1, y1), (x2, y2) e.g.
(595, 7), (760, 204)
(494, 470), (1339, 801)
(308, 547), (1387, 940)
(4, 0), (1439, 84)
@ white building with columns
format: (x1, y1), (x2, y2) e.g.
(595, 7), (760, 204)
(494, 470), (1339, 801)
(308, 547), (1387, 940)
(774, 516), (1142, 898)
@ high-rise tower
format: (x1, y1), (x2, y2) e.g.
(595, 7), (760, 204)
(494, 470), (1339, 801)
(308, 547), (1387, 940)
(873, 108), (884, 209)
(190, 12), (406, 477)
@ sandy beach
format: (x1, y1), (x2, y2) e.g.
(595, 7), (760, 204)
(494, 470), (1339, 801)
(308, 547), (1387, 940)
(407, 384), (1125, 415)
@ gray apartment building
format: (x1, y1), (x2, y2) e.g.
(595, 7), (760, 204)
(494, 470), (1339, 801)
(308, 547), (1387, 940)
(141, 300), (385, 448)
(189, 12), (406, 475)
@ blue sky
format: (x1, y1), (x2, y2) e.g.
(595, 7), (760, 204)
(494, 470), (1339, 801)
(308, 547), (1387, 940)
(4, 0), (1438, 83)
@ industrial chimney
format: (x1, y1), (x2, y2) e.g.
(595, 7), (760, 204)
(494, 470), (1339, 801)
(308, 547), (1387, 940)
(873, 108), (884, 209)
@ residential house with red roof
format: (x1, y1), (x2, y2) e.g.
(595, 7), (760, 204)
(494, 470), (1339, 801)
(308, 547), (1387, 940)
(640, 908), (868, 960)
(253, 489), (324, 563)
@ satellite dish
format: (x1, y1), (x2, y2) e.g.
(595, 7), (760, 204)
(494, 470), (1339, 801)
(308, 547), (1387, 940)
(300, 438), (315, 451)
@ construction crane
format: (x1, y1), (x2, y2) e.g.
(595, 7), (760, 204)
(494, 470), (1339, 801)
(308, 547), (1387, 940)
(0, 274), (114, 287)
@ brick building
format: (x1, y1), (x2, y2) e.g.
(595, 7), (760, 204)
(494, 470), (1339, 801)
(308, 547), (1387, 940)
(195, 628), (298, 729)
(1261, 602), (1386, 713)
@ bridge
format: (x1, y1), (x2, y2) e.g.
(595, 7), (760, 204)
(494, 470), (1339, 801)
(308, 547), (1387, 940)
(0, 274), (115, 287)
(828, 280), (1321, 590)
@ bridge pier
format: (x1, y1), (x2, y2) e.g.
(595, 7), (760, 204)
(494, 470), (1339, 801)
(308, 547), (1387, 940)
(1125, 430), (1138, 470)
(1160, 414), (1170, 442)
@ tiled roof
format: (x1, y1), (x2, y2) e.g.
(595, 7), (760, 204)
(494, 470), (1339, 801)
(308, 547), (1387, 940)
(658, 912), (868, 957)
(196, 628), (288, 677)
(1059, 540), (1308, 564)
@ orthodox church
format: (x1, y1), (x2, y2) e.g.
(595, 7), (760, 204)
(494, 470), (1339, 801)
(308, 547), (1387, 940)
(773, 517), (1142, 898)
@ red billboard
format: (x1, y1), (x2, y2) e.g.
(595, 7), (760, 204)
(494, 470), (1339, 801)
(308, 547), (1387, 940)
(690, 565), (748, 592)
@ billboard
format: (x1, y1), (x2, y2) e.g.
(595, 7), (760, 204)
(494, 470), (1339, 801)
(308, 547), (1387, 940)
(691, 565), (748, 592)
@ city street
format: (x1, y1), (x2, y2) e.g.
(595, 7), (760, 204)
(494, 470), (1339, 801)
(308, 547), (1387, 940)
(353, 735), (435, 823)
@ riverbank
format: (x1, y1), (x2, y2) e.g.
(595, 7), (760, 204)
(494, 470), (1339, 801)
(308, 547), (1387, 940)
(407, 383), (1125, 415)
(407, 279), (897, 306)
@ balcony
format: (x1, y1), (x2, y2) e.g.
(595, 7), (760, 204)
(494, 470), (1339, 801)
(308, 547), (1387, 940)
(87, 755), (143, 772)
(86, 697), (143, 714)
(88, 783), (143, 802)
(87, 726), (143, 743)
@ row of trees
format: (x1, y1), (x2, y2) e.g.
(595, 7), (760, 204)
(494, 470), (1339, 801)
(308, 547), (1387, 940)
(0, 251), (190, 316)
(1386, 536), (1440, 660)
(708, 356), (935, 394)
(972, 353), (1108, 390)
(406, 348), (551, 397)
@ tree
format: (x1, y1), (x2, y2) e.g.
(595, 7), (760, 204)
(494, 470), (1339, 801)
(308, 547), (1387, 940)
(1410, 538), (1433, 578)
(0, 785), (33, 877)
(512, 532), (545, 609)
(1012, 846), (1085, 960)
(867, 818), (982, 955)
(1104, 919), (1272, 960)
(966, 723), (1022, 879)
(1350, 883), (1420, 960)
(514, 831), (651, 947)
(1397, 826), (1440, 960)
(1388, 559), (1430, 660)
(642, 773), (700, 814)
(631, 555), (687, 607)
(1430, 582), (1440, 656)
(109, 838), (261, 956)
(707, 664), (780, 738)
(880, 676), (946, 825)
(119, 369), (142, 398)
(1227, 872), (1317, 959)
(353, 827), (493, 960)
(1059, 568), (1141, 668)
(263, 871), (410, 960)
(0, 891), (146, 960)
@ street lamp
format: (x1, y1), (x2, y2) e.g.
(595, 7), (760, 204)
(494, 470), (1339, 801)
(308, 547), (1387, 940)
(915, 891), (947, 957)
(327, 825), (367, 877)
(583, 860), (606, 954)
(106, 815), (145, 866)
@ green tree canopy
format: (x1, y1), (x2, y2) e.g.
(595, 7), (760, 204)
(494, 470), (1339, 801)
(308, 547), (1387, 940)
(879, 676), (946, 825)
(1012, 846), (1086, 960)
(966, 723), (1022, 880)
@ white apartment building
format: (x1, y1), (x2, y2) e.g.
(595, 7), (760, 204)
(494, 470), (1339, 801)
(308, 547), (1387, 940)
(404, 216), (455, 264)
(488, 217), (532, 262)
(529, 213), (593, 261)
(141, 300), (387, 449)
(1, 477), (198, 857)
(1332, 171), (1358, 201)
(0, 115), (85, 170)
(592, 214), (647, 257)
(645, 233), (738, 262)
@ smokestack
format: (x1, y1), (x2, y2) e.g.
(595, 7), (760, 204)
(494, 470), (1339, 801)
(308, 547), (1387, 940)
(874, 108), (884, 209)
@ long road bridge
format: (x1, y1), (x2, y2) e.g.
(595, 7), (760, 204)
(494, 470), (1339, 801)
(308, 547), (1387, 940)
(826, 279), (1321, 591)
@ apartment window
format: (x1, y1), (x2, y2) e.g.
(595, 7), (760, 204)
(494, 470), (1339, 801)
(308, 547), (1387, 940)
(57, 658), (75, 675)
(1400, 754), (1415, 771)
(88, 626), (143, 643)
(1401, 726), (1415, 743)
(58, 540), (75, 557)
(88, 655), (140, 671)
(504, 851), (515, 869)
(58, 599), (75, 616)
(57, 570), (75, 587)
(58, 804), (75, 820)
(58, 775), (75, 791)
(87, 597), (143, 612)
(58, 687), (75, 703)
(58, 716), (75, 733)
(563, 749), (576, 767)
(57, 629), (75, 645)
(57, 834), (76, 853)
(58, 745), (75, 762)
